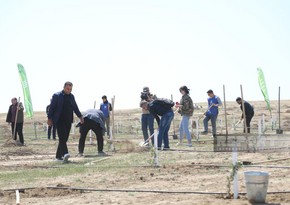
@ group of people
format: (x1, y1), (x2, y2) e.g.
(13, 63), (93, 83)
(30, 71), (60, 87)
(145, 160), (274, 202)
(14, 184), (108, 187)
(46, 82), (112, 162)
(5, 81), (255, 162)
(139, 86), (255, 150)
(6, 82), (112, 163)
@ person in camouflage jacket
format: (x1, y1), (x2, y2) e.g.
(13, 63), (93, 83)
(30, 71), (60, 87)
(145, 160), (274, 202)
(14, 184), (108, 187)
(175, 86), (194, 146)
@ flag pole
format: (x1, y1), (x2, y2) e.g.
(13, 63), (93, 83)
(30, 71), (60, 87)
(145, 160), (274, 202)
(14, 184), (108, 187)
(240, 85), (247, 133)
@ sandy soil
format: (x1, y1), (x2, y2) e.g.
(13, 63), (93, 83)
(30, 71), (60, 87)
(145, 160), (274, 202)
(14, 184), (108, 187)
(1, 100), (290, 205)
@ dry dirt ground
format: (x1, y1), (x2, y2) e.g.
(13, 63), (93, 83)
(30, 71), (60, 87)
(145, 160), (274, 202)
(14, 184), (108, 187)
(1, 100), (290, 205)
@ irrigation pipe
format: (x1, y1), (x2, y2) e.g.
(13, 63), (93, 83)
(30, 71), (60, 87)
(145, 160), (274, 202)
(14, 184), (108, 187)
(5, 186), (290, 195)
(4, 162), (290, 170)
(187, 163), (290, 169)
(252, 157), (290, 165)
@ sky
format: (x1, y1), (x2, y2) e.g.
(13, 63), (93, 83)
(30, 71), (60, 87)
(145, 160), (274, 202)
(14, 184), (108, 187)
(1, 0), (290, 114)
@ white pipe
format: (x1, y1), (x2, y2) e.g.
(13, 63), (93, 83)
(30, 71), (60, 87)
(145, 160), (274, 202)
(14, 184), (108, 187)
(154, 130), (159, 167)
(195, 118), (199, 141)
(16, 189), (20, 205)
(232, 145), (238, 199)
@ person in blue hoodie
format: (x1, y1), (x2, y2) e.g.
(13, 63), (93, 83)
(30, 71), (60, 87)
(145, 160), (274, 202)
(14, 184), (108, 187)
(201, 89), (222, 138)
(100, 95), (112, 138)
(47, 81), (84, 162)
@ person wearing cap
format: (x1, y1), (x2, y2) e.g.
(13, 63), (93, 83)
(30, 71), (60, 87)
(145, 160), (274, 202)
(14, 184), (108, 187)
(139, 86), (155, 146)
(235, 97), (254, 133)
(175, 86), (194, 146)
(201, 89), (222, 137)
(100, 95), (112, 138)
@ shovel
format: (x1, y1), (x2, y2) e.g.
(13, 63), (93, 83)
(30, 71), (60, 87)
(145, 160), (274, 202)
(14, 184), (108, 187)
(139, 132), (156, 147)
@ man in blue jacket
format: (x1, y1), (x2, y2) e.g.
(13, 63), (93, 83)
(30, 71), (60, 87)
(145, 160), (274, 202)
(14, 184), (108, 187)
(77, 109), (107, 156)
(201, 89), (222, 138)
(100, 95), (112, 138)
(47, 81), (84, 162)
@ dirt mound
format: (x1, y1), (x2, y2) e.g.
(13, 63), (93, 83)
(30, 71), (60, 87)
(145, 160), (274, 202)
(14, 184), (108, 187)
(1, 186), (82, 201)
(2, 138), (17, 147)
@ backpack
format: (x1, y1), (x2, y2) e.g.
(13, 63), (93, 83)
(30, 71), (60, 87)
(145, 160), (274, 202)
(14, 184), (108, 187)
(154, 98), (175, 108)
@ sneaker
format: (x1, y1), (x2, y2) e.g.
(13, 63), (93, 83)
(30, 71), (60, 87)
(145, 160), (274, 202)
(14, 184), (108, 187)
(63, 153), (70, 163)
(54, 158), (63, 162)
(201, 131), (208, 135)
(186, 143), (193, 147)
(98, 151), (107, 156)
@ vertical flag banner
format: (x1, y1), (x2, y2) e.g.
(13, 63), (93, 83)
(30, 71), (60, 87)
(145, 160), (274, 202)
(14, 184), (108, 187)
(17, 64), (33, 118)
(257, 67), (272, 117)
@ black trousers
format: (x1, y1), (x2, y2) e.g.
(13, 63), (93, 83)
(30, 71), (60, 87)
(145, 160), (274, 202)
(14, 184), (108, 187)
(48, 124), (57, 139)
(244, 115), (254, 133)
(78, 118), (103, 153)
(11, 122), (24, 144)
(56, 120), (71, 159)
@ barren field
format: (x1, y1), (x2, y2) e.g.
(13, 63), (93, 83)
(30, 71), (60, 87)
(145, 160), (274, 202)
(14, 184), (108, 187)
(1, 100), (290, 205)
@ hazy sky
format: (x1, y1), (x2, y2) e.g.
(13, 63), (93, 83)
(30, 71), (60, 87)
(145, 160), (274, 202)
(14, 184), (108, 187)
(1, 0), (289, 114)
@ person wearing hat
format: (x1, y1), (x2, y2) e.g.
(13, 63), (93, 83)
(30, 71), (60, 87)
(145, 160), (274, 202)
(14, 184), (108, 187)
(100, 95), (112, 138)
(235, 97), (255, 133)
(201, 89), (222, 138)
(139, 86), (155, 146)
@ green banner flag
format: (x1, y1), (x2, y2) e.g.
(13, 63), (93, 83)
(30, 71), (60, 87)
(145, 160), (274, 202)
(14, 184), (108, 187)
(17, 64), (33, 118)
(257, 67), (272, 117)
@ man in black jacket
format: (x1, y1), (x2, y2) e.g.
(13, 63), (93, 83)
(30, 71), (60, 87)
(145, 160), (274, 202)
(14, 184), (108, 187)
(236, 97), (255, 133)
(47, 81), (84, 162)
(6, 97), (25, 145)
(140, 98), (174, 150)
(46, 103), (56, 140)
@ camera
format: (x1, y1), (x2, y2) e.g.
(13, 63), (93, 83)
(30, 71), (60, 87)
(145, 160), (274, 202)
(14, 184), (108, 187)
(140, 92), (151, 101)
(140, 86), (152, 101)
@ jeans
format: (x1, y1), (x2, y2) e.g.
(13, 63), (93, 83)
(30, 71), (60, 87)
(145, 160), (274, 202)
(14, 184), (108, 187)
(158, 110), (174, 149)
(179, 115), (191, 142)
(105, 117), (110, 137)
(203, 114), (218, 134)
(141, 113), (154, 144)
